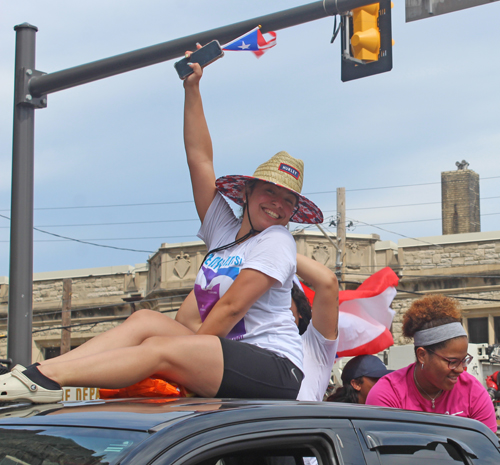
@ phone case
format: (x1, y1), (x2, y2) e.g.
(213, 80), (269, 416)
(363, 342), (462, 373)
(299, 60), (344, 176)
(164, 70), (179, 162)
(174, 40), (224, 80)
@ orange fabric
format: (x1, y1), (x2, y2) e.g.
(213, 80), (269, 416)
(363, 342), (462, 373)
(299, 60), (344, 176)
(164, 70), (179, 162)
(99, 377), (194, 399)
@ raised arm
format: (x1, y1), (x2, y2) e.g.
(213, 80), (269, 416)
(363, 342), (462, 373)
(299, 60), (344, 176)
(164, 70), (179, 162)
(296, 254), (339, 340)
(183, 60), (217, 222)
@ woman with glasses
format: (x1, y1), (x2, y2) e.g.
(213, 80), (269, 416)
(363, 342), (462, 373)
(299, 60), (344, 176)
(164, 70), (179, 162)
(366, 294), (497, 432)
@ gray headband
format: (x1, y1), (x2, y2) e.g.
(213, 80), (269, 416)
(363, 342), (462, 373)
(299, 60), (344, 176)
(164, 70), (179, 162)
(413, 322), (467, 347)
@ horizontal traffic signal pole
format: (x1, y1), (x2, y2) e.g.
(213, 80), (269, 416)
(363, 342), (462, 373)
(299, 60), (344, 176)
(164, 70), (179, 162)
(29, 0), (371, 98)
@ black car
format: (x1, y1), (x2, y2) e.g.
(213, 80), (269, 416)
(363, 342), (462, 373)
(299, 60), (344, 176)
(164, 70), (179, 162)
(0, 398), (499, 465)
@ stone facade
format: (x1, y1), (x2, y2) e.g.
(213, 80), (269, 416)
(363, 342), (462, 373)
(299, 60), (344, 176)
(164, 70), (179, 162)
(400, 232), (500, 271)
(0, 265), (150, 363)
(1, 229), (500, 362)
(390, 231), (500, 345)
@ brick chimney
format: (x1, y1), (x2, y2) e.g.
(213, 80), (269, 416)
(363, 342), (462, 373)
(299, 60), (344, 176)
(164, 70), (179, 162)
(441, 161), (480, 235)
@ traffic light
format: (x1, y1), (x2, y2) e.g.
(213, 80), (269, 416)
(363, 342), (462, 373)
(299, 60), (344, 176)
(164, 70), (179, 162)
(341, 0), (393, 82)
(351, 4), (380, 61)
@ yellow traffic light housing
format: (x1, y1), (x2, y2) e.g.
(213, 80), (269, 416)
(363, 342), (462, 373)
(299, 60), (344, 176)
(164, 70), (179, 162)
(351, 4), (380, 62)
(341, 0), (393, 82)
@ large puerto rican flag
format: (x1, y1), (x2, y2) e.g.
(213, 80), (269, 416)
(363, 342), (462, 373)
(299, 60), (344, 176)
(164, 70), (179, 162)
(222, 26), (277, 58)
(302, 267), (399, 357)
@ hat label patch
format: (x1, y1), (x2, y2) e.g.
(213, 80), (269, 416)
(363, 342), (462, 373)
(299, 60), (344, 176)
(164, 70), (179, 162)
(278, 163), (300, 180)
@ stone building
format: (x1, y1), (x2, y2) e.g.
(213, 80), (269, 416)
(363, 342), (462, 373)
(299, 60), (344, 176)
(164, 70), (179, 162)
(1, 161), (499, 362)
(1, 228), (499, 363)
(0, 230), (382, 362)
(389, 230), (500, 345)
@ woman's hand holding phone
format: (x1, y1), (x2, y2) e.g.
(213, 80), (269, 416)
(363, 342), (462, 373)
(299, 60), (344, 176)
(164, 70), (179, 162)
(183, 44), (203, 88)
(176, 40), (224, 81)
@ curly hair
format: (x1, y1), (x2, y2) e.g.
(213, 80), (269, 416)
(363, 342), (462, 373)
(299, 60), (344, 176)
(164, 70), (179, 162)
(403, 294), (463, 350)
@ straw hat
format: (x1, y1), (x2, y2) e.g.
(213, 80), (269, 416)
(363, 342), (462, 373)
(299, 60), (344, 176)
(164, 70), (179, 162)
(215, 151), (323, 224)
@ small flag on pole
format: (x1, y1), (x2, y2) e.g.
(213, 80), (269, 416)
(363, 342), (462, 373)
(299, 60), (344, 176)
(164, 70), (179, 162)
(222, 26), (277, 58)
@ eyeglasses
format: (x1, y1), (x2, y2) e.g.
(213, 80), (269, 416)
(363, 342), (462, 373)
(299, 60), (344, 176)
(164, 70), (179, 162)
(426, 349), (473, 370)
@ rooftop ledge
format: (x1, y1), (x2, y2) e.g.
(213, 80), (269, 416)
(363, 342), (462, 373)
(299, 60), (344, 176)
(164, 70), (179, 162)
(399, 230), (500, 248)
(0, 263), (148, 284)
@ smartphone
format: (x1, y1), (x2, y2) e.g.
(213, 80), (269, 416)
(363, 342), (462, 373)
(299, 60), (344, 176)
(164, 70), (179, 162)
(174, 40), (224, 80)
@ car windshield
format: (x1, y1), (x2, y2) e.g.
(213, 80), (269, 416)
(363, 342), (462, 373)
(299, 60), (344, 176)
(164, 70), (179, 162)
(0, 425), (148, 465)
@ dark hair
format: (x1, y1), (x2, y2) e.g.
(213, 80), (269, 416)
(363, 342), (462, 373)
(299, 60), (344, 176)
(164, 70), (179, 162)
(326, 377), (363, 403)
(403, 294), (463, 352)
(291, 283), (312, 335)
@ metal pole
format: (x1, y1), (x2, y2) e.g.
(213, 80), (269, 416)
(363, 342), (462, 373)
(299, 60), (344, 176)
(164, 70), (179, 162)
(60, 279), (72, 355)
(30, 1), (339, 97)
(8, 23), (38, 367)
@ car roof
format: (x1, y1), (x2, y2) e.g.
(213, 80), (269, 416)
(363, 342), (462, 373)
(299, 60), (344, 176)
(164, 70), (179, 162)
(0, 397), (494, 436)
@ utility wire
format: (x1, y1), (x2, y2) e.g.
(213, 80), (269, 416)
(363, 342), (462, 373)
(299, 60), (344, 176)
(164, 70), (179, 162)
(0, 292), (192, 323)
(0, 218), (199, 229)
(351, 212), (500, 228)
(0, 213), (155, 253)
(3, 197), (499, 229)
(345, 217), (447, 247)
(346, 196), (500, 212)
(3, 287), (500, 341)
(1, 211), (498, 238)
(0, 200), (194, 213)
(304, 175), (500, 196)
(394, 288), (500, 303)
(2, 175), (498, 213)
(0, 305), (182, 339)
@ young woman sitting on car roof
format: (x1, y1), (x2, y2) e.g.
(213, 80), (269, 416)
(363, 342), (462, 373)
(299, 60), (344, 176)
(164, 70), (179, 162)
(0, 51), (324, 404)
(177, 251), (340, 403)
(366, 294), (497, 432)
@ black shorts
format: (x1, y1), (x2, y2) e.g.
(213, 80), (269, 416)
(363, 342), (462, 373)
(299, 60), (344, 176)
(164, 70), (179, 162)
(215, 337), (304, 400)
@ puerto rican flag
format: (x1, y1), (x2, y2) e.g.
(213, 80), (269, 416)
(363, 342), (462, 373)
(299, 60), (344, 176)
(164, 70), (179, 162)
(301, 267), (398, 357)
(222, 26), (277, 58)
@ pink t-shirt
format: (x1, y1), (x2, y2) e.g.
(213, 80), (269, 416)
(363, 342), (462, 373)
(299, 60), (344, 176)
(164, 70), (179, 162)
(366, 362), (497, 433)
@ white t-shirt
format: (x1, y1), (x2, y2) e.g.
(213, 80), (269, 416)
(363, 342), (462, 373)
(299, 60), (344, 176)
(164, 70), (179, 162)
(195, 192), (303, 371)
(297, 323), (339, 401)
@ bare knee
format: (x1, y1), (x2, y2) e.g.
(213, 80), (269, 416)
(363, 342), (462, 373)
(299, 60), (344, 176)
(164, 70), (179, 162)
(126, 309), (193, 338)
(126, 309), (157, 325)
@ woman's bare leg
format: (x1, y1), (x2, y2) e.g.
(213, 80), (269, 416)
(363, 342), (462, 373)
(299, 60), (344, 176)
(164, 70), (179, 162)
(41, 309), (194, 366)
(39, 334), (224, 397)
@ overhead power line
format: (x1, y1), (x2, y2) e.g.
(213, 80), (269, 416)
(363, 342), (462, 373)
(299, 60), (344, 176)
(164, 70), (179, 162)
(7, 218), (199, 229)
(0, 200), (194, 213)
(352, 211), (500, 227)
(347, 196), (500, 212)
(1, 175), (498, 213)
(304, 175), (500, 196)
(0, 198), (498, 230)
(0, 213), (156, 253)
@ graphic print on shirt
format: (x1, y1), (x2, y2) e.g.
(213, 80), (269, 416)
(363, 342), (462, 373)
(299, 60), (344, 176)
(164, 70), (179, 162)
(194, 253), (246, 340)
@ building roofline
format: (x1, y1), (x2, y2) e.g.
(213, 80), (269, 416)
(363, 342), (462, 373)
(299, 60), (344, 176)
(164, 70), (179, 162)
(0, 263), (149, 284)
(399, 230), (500, 248)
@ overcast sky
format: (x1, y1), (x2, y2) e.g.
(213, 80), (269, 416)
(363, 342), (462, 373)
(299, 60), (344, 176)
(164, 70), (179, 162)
(1, 0), (499, 278)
